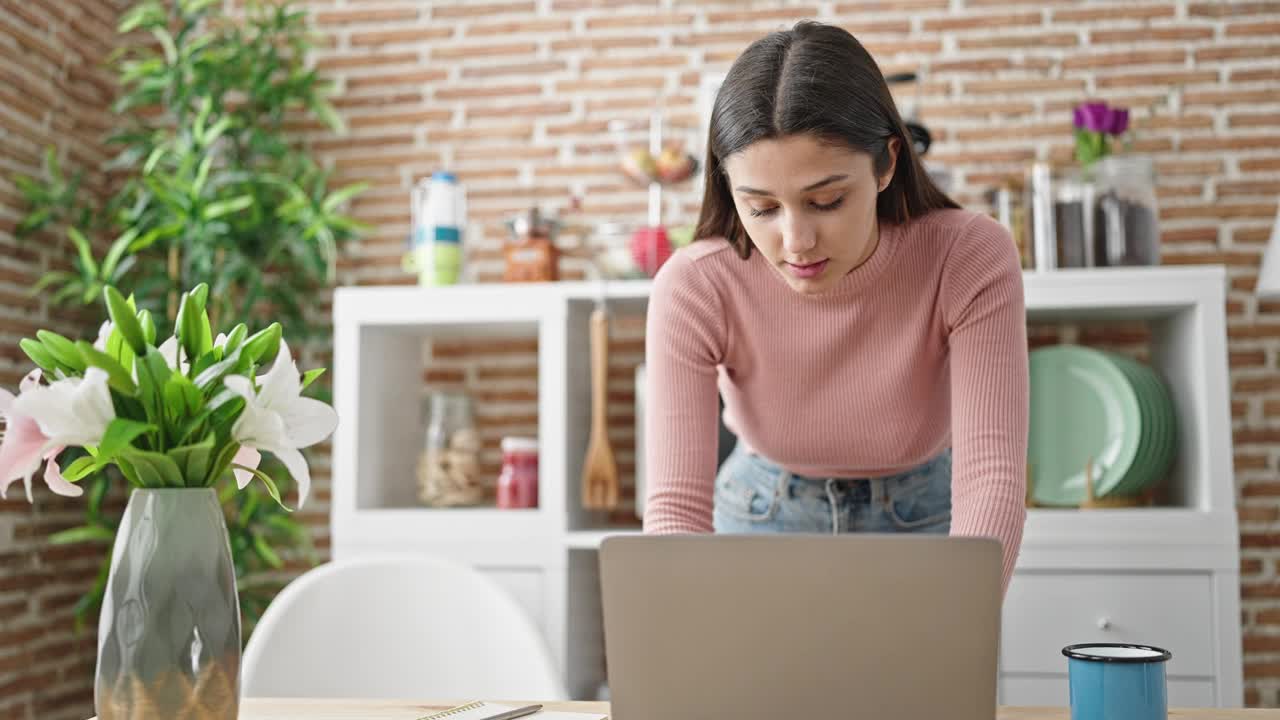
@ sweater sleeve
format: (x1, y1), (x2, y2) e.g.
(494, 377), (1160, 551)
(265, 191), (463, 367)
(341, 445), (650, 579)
(941, 215), (1029, 595)
(641, 249), (727, 534)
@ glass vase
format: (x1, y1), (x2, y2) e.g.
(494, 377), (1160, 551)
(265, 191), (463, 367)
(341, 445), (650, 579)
(94, 488), (240, 720)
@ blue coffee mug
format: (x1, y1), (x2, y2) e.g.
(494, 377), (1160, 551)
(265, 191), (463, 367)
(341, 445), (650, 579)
(1063, 643), (1172, 720)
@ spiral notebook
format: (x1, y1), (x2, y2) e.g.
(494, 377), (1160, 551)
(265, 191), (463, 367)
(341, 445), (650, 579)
(419, 701), (607, 720)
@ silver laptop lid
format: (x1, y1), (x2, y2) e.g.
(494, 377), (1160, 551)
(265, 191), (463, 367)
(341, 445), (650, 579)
(600, 534), (1002, 720)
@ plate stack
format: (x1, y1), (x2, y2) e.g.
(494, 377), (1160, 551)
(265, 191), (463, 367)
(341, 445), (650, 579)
(1027, 345), (1177, 507)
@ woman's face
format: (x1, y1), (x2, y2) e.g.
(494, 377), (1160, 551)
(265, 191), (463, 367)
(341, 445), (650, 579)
(722, 133), (899, 295)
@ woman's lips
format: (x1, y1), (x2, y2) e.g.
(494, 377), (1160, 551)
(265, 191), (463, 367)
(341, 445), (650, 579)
(785, 259), (829, 279)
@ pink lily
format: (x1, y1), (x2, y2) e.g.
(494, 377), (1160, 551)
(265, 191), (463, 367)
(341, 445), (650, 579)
(232, 446), (261, 489)
(0, 370), (81, 501)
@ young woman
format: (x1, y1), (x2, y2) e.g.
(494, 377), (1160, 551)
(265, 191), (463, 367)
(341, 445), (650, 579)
(643, 21), (1028, 592)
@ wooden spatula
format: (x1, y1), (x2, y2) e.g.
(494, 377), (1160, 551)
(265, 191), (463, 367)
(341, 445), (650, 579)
(581, 306), (619, 510)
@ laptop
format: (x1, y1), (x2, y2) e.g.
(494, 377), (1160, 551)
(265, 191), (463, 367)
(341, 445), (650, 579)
(599, 534), (1002, 720)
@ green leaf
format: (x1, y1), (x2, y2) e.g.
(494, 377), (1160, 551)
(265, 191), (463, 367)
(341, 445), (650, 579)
(174, 373), (205, 414)
(128, 221), (183, 252)
(119, 1), (163, 32)
(66, 228), (98, 277)
(251, 533), (284, 569)
(312, 97), (344, 134)
(202, 195), (253, 221)
(233, 463), (291, 511)
(58, 456), (98, 483)
(180, 0), (219, 14)
(241, 323), (282, 365)
(117, 448), (185, 488)
(193, 96), (212, 145)
(301, 367), (325, 390)
(192, 154), (213, 197)
(73, 558), (110, 634)
(35, 331), (87, 372)
(44, 145), (62, 184)
(320, 182), (369, 213)
(49, 525), (115, 545)
(134, 347), (174, 434)
(168, 436), (214, 487)
(29, 271), (74, 298)
(96, 418), (156, 466)
(192, 344), (244, 391)
(143, 145), (166, 175)
(87, 474), (109, 517)
(13, 174), (45, 200)
(209, 441), (243, 487)
(114, 455), (141, 487)
(202, 117), (232, 147)
(102, 228), (140, 280)
(152, 27), (178, 65)
(19, 338), (60, 374)
(17, 207), (51, 235)
(103, 286), (147, 355)
(76, 341), (138, 395)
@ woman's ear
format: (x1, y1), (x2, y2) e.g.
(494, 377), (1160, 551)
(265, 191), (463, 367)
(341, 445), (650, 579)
(879, 135), (901, 193)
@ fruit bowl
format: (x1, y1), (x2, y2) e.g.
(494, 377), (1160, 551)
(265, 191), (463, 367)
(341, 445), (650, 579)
(611, 118), (700, 187)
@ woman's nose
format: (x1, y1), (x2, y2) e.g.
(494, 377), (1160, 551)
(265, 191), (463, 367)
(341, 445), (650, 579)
(781, 213), (818, 255)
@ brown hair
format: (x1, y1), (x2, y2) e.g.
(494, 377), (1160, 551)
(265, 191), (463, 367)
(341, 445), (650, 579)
(695, 21), (959, 259)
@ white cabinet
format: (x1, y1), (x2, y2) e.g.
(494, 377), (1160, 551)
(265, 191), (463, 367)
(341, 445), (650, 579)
(998, 570), (1227, 706)
(332, 266), (1243, 705)
(1003, 572), (1216, 677)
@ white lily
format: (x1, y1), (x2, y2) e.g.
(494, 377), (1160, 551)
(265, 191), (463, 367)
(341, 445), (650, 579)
(14, 367), (116, 448)
(224, 340), (337, 508)
(92, 320), (113, 352)
(0, 369), (82, 500)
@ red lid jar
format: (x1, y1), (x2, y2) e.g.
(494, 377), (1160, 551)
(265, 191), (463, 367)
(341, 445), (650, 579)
(496, 437), (539, 509)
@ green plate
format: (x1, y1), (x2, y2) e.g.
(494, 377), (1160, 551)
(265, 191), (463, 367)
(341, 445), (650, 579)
(1134, 359), (1177, 494)
(1106, 353), (1177, 498)
(1106, 354), (1157, 497)
(1029, 346), (1142, 506)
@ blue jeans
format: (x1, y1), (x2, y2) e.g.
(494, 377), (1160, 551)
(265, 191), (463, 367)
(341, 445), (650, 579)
(713, 446), (953, 535)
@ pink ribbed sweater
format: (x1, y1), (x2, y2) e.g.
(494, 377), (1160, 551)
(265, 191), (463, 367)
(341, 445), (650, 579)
(642, 207), (1028, 590)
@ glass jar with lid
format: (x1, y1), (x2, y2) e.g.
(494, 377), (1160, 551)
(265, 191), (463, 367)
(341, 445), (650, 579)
(417, 391), (483, 507)
(1089, 155), (1160, 267)
(496, 437), (539, 509)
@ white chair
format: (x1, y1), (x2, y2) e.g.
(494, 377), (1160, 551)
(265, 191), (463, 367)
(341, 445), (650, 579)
(241, 554), (566, 700)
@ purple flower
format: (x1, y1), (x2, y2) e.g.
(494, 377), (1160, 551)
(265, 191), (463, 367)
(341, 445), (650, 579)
(1108, 107), (1129, 135)
(1078, 102), (1112, 133)
(1074, 101), (1130, 136)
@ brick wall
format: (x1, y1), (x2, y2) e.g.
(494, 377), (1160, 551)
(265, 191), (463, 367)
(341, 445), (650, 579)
(5, 0), (1280, 715)
(0, 1), (126, 718)
(297, 0), (1280, 705)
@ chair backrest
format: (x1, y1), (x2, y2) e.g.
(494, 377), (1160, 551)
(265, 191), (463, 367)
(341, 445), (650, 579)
(241, 554), (566, 700)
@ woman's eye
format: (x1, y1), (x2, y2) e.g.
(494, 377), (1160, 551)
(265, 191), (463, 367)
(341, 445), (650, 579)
(812, 196), (845, 212)
(746, 195), (843, 218)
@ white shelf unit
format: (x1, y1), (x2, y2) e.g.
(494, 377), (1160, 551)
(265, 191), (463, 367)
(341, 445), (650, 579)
(331, 266), (1242, 706)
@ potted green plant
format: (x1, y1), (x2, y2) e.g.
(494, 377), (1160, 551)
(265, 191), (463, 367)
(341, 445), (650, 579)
(10, 0), (366, 637)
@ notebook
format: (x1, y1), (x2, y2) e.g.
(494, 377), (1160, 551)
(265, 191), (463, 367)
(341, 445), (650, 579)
(418, 701), (608, 720)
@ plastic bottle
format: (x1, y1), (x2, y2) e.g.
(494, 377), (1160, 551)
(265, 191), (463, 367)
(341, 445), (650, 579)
(408, 171), (467, 285)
